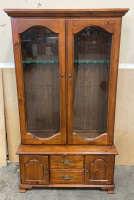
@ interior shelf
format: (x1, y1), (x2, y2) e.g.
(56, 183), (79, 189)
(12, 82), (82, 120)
(22, 60), (110, 64)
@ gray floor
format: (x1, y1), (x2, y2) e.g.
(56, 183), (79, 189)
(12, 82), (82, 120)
(0, 163), (134, 200)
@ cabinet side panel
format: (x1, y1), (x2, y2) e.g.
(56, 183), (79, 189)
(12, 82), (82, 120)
(107, 18), (122, 145)
(11, 17), (27, 143)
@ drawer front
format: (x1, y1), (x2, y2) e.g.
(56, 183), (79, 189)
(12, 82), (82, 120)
(50, 155), (84, 169)
(50, 169), (84, 184)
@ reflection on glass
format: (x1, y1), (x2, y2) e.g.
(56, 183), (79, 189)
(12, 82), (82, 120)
(73, 26), (112, 139)
(20, 27), (60, 138)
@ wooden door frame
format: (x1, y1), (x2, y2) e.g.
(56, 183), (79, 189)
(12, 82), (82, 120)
(11, 17), (66, 144)
(66, 18), (122, 145)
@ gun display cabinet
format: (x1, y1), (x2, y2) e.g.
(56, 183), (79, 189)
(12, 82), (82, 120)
(4, 9), (129, 193)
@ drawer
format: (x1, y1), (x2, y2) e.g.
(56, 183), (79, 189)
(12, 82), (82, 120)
(50, 169), (84, 184)
(50, 155), (84, 169)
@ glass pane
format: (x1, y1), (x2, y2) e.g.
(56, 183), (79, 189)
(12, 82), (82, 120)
(20, 27), (60, 138)
(73, 26), (112, 139)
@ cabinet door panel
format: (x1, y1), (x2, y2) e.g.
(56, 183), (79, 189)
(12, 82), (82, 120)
(67, 19), (122, 145)
(20, 155), (49, 184)
(12, 18), (66, 144)
(85, 155), (114, 185)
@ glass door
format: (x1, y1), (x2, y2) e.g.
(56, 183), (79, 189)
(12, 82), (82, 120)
(12, 18), (66, 144)
(67, 19), (116, 145)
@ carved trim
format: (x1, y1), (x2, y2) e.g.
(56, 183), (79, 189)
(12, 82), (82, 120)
(25, 159), (43, 166)
(90, 158), (108, 166)
(18, 25), (58, 35)
(27, 132), (61, 140)
(16, 19), (59, 34)
(89, 158), (109, 182)
(72, 132), (108, 144)
(24, 159), (44, 181)
(72, 20), (115, 34)
(73, 132), (108, 141)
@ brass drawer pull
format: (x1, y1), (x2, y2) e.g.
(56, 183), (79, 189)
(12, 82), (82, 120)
(61, 175), (73, 180)
(61, 160), (73, 165)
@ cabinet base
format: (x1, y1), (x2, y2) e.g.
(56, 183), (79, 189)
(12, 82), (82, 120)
(19, 182), (115, 193)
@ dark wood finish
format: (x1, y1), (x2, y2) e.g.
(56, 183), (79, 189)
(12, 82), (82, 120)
(4, 9), (129, 17)
(19, 181), (115, 194)
(20, 155), (49, 185)
(50, 155), (84, 169)
(72, 133), (108, 145)
(17, 144), (118, 155)
(108, 189), (114, 194)
(107, 18), (122, 145)
(20, 189), (26, 193)
(67, 18), (122, 145)
(19, 182), (115, 188)
(19, 183), (32, 193)
(50, 169), (84, 184)
(85, 155), (115, 185)
(101, 186), (115, 194)
(5, 9), (128, 193)
(11, 17), (66, 144)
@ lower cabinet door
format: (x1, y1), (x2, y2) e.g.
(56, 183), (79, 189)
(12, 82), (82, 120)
(85, 155), (115, 185)
(20, 155), (49, 185)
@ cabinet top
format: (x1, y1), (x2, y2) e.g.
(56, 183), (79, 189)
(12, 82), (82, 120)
(4, 9), (129, 17)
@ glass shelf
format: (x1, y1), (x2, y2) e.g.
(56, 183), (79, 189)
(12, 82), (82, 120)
(22, 60), (59, 64)
(22, 60), (110, 64)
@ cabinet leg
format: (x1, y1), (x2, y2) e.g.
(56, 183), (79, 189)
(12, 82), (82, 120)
(108, 189), (114, 194)
(19, 182), (32, 193)
(20, 189), (26, 193)
(101, 187), (114, 194)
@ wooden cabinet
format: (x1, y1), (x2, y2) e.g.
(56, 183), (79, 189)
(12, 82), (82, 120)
(4, 8), (129, 193)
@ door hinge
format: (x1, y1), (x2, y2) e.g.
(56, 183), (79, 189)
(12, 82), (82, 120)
(45, 164), (48, 178)
(86, 163), (88, 177)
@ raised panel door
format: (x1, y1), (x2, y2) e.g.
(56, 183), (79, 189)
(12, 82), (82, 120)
(85, 155), (115, 185)
(20, 155), (49, 185)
